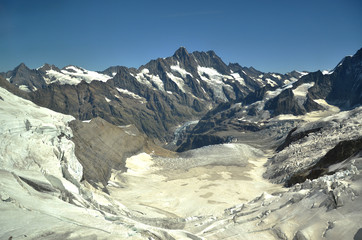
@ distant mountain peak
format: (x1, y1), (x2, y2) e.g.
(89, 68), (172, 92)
(15, 62), (28, 70)
(173, 46), (190, 58)
(206, 50), (217, 56)
(38, 63), (59, 71)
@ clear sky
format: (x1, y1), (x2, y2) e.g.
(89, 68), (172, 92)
(0, 0), (361, 73)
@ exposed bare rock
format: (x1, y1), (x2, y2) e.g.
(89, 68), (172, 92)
(264, 88), (306, 116)
(69, 118), (149, 191)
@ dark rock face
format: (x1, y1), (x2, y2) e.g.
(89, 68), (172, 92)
(297, 48), (362, 108)
(69, 118), (175, 192)
(276, 127), (323, 152)
(37, 63), (61, 73)
(264, 88), (306, 116)
(285, 137), (362, 187)
(296, 71), (331, 99)
(0, 63), (47, 91)
(0, 76), (30, 100)
(192, 50), (230, 75)
(173, 47), (200, 76)
(303, 93), (324, 112)
(28, 80), (194, 140)
(354, 229), (362, 240)
(69, 118), (147, 191)
(244, 86), (273, 105)
(326, 51), (362, 107)
(176, 134), (226, 152)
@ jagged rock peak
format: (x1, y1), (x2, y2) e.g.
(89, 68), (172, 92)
(206, 50), (217, 57)
(38, 63), (60, 71)
(330, 47), (362, 73)
(15, 62), (29, 70)
(173, 46), (189, 58)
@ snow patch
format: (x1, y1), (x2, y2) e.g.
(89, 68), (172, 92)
(170, 64), (193, 78)
(46, 66), (111, 85)
(292, 82), (315, 105)
(230, 72), (245, 85)
(116, 88), (146, 103)
(149, 74), (164, 91)
(322, 70), (333, 75)
(135, 69), (153, 87)
(166, 72), (186, 92)
(297, 71), (309, 76)
(135, 68), (164, 91)
(271, 73), (282, 80)
(197, 66), (232, 101)
(265, 78), (277, 87)
(125, 153), (156, 176)
(18, 85), (31, 92)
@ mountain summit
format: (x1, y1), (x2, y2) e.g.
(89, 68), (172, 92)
(173, 46), (190, 58)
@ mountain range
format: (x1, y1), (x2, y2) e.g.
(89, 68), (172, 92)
(0, 47), (306, 142)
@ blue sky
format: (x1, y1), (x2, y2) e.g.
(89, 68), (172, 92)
(0, 0), (361, 73)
